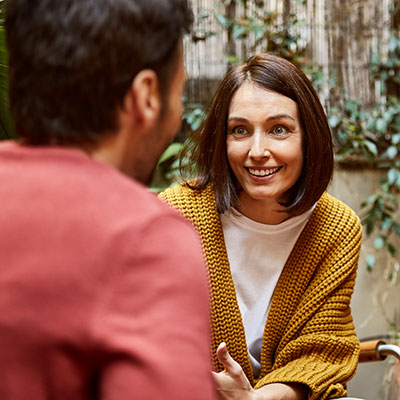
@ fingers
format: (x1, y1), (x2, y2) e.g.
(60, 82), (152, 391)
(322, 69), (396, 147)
(213, 344), (255, 400)
(216, 342), (242, 377)
(216, 342), (229, 363)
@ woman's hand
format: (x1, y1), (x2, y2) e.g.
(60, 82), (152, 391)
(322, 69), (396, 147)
(212, 342), (308, 400)
(212, 342), (257, 400)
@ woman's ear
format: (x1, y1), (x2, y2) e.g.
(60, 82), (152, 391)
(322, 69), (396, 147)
(125, 69), (162, 127)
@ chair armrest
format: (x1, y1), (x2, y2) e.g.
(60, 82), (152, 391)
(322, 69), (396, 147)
(359, 340), (386, 362)
(359, 340), (400, 362)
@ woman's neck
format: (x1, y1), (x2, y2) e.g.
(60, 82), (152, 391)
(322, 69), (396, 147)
(237, 192), (290, 225)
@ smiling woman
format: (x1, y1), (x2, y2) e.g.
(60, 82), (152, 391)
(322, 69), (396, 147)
(159, 54), (362, 400)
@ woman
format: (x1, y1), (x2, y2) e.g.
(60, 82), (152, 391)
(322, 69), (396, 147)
(160, 54), (362, 400)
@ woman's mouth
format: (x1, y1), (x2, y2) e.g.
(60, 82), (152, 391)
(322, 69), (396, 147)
(247, 166), (281, 177)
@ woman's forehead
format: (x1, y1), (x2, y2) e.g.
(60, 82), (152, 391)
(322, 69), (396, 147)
(229, 83), (299, 116)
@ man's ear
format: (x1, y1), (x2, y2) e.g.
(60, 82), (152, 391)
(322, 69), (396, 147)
(126, 69), (162, 126)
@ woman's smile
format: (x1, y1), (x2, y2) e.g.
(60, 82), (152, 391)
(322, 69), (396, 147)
(247, 166), (282, 178)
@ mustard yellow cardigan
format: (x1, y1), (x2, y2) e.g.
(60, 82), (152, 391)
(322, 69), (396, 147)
(159, 184), (362, 400)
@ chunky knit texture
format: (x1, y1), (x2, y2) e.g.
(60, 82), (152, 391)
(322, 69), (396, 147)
(159, 184), (362, 400)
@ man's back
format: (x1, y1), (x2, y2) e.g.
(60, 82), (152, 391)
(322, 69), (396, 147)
(0, 141), (215, 399)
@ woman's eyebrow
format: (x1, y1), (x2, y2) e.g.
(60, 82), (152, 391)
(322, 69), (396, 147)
(266, 114), (296, 122)
(228, 114), (296, 124)
(227, 116), (249, 123)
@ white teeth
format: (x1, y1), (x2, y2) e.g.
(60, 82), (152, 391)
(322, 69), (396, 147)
(248, 167), (279, 177)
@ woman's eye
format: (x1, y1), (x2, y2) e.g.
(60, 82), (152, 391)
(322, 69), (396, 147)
(231, 126), (248, 136)
(272, 126), (289, 136)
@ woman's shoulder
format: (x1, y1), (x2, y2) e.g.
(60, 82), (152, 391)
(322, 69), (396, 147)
(159, 181), (210, 201)
(159, 181), (217, 216)
(311, 192), (362, 238)
(294, 193), (362, 269)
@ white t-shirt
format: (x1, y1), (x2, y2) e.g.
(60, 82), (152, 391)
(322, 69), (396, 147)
(220, 208), (313, 377)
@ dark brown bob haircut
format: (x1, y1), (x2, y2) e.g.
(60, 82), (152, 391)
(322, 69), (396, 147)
(186, 53), (334, 216)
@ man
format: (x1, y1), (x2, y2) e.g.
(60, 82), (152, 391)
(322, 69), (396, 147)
(0, 1), (216, 399)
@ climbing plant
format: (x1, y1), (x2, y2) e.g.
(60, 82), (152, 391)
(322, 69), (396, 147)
(328, 29), (400, 274)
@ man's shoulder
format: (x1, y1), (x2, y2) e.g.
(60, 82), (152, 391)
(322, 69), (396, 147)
(0, 142), (191, 236)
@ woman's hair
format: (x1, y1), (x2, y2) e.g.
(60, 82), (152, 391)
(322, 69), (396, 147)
(185, 53), (334, 215)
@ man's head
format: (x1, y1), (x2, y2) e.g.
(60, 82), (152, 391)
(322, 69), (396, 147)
(5, 0), (192, 178)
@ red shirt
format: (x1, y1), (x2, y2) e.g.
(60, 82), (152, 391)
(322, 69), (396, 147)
(0, 141), (216, 400)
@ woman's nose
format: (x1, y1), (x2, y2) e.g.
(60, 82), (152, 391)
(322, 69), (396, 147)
(248, 135), (271, 159)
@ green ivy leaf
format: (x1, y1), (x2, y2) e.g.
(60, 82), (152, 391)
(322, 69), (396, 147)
(348, 124), (357, 132)
(364, 140), (378, 156)
(344, 100), (359, 115)
(371, 51), (381, 66)
(387, 168), (399, 185)
(362, 193), (378, 206)
(366, 254), (376, 271)
(386, 145), (398, 159)
(225, 54), (240, 65)
(365, 214), (375, 235)
(233, 23), (248, 40)
(215, 12), (232, 28)
(377, 197), (385, 212)
(328, 115), (340, 129)
(376, 118), (387, 133)
(381, 216), (393, 231)
(157, 142), (184, 165)
(389, 36), (398, 52)
(252, 25), (266, 41)
(374, 236), (385, 249)
(384, 110), (394, 122)
(392, 133), (400, 145)
(393, 222), (400, 237)
(365, 118), (376, 132)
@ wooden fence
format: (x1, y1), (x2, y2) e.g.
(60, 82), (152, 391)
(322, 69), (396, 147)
(184, 0), (397, 107)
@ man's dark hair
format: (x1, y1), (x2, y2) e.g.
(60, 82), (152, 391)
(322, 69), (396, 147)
(186, 53), (334, 216)
(5, 0), (193, 145)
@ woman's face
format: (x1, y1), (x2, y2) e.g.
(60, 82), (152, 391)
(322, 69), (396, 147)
(226, 82), (304, 209)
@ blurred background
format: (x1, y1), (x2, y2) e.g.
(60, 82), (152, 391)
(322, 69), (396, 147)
(0, 1), (399, 398)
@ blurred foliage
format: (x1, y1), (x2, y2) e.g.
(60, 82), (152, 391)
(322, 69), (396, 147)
(371, 34), (400, 95)
(327, 26), (400, 276)
(150, 142), (186, 193)
(329, 96), (400, 161)
(0, 11), (14, 140)
(150, 101), (204, 192)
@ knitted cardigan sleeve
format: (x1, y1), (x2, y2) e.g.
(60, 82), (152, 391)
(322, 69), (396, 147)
(254, 193), (362, 400)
